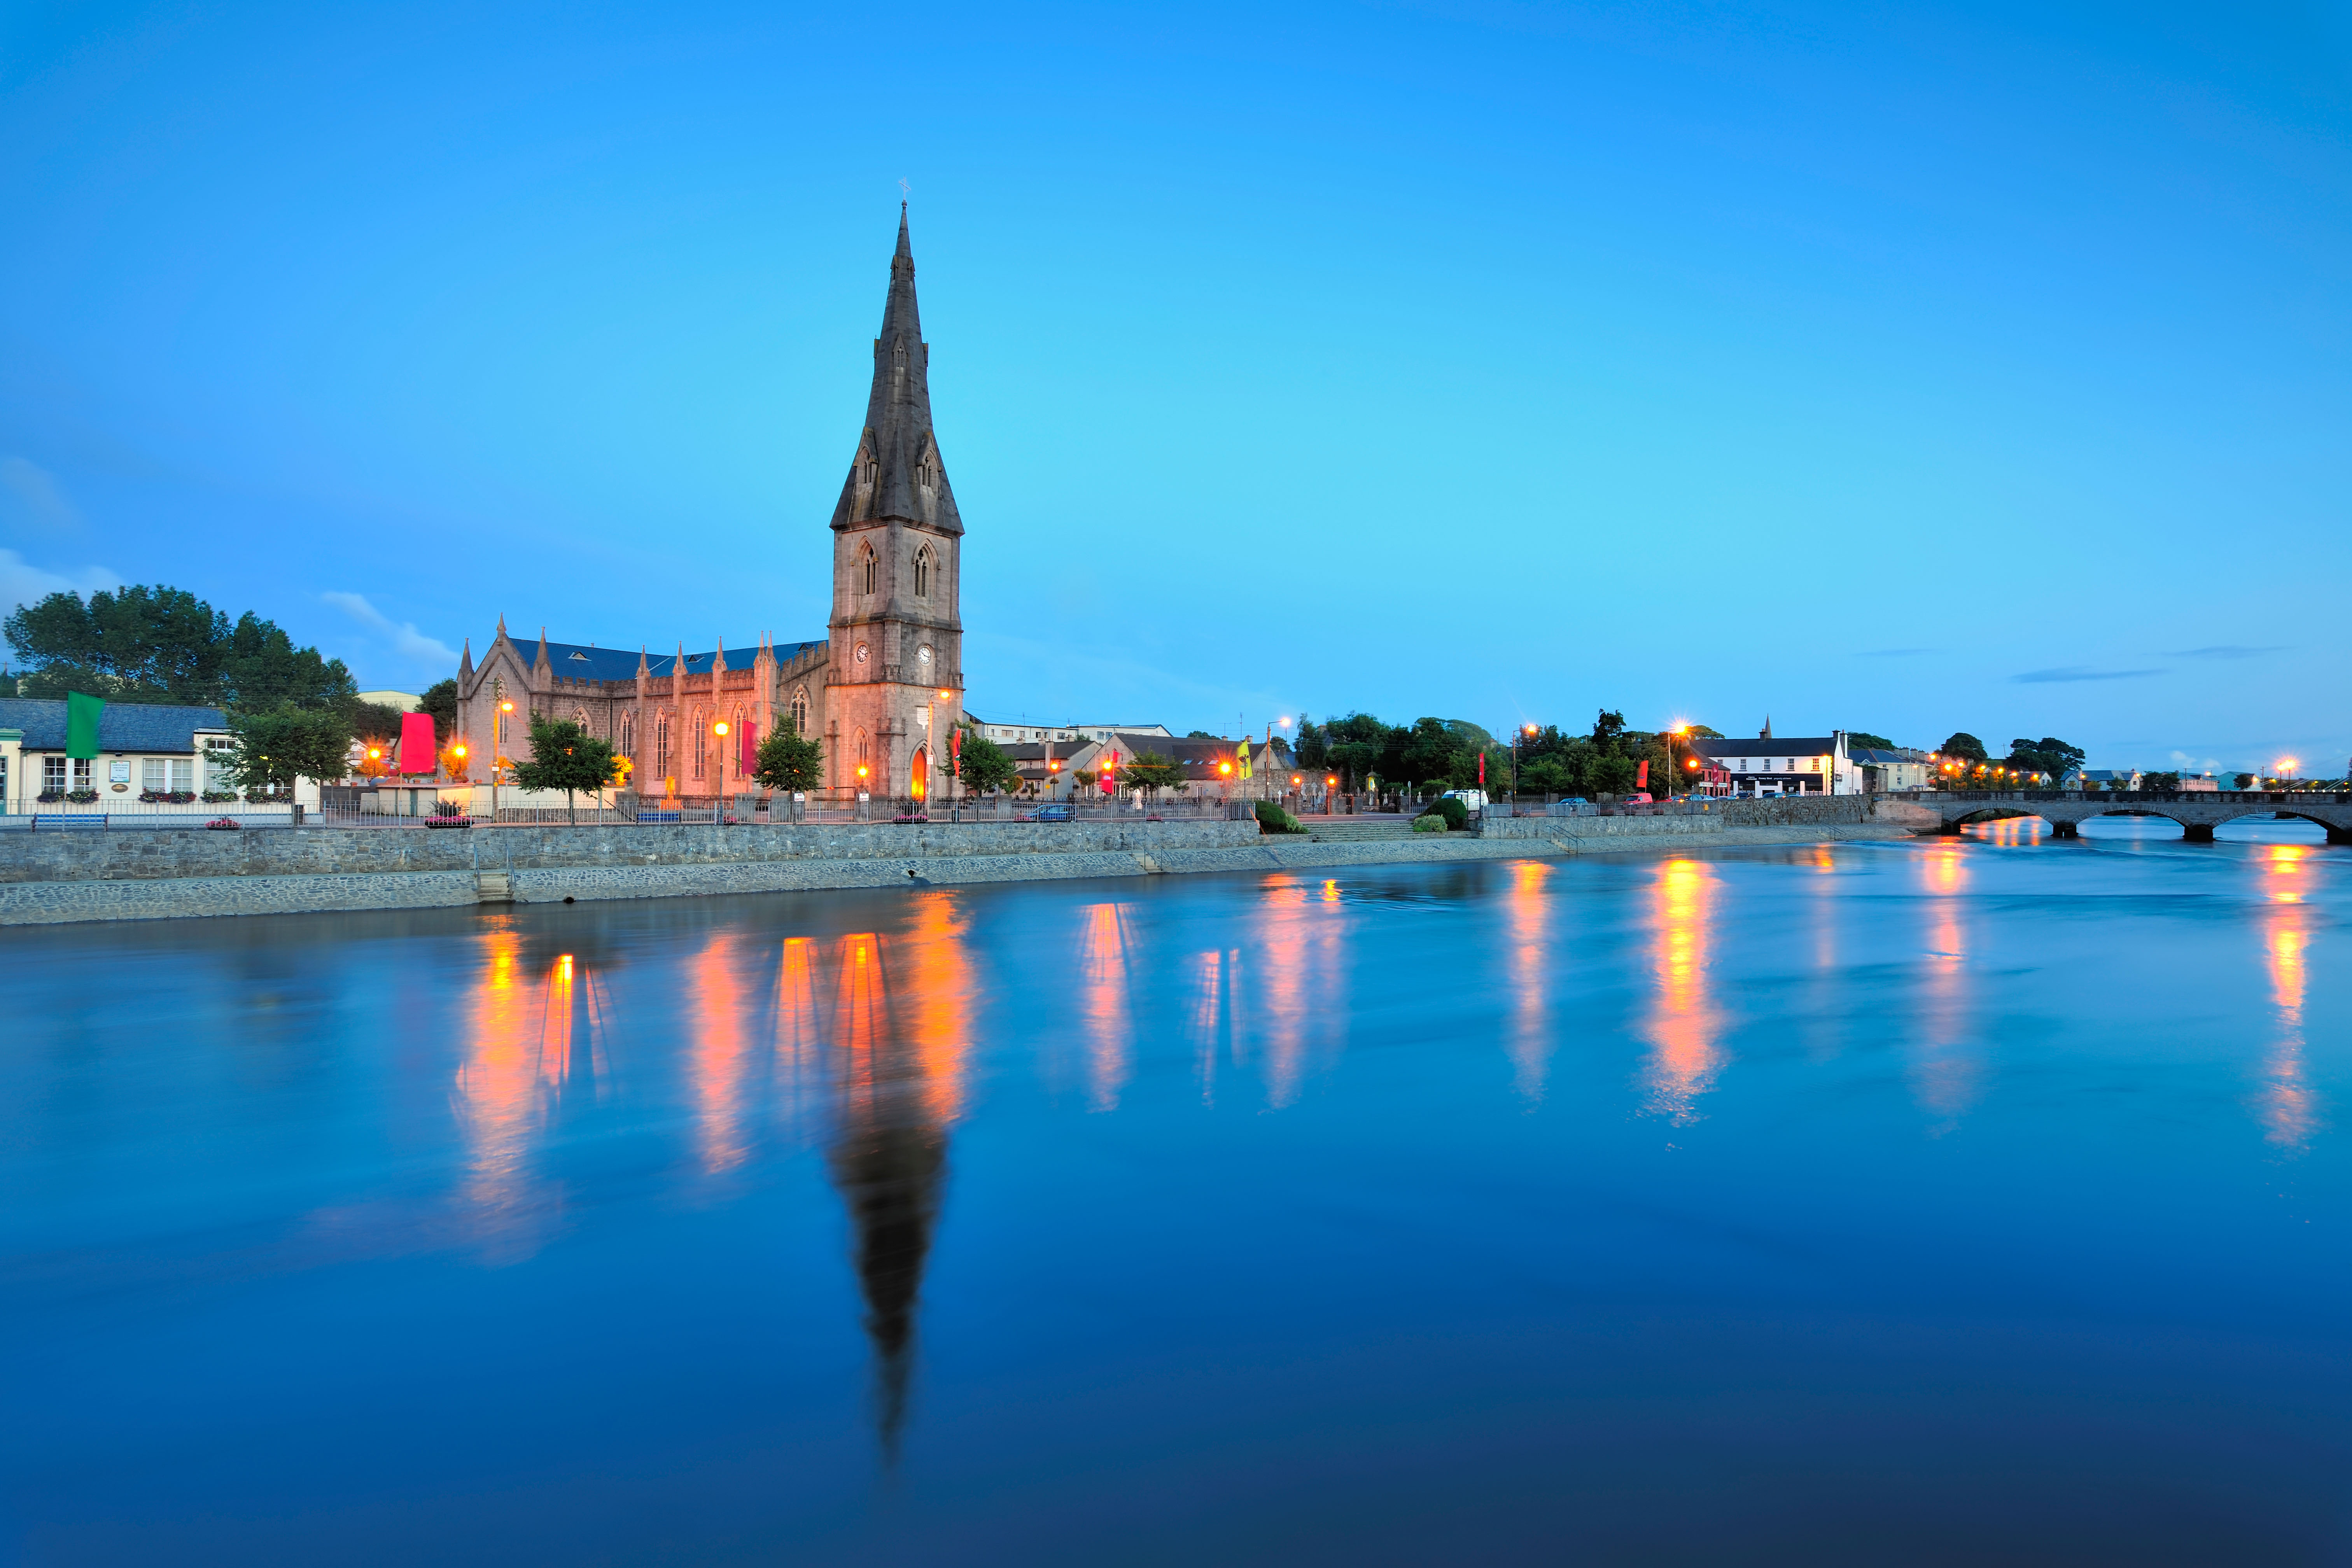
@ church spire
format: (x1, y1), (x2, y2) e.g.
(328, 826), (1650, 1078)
(831, 206), (962, 536)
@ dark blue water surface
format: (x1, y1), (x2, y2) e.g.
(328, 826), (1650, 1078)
(8, 821), (2352, 1565)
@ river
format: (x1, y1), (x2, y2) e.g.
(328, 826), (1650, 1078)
(5, 821), (2347, 1564)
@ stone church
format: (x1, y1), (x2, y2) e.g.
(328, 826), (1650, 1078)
(454, 208), (966, 802)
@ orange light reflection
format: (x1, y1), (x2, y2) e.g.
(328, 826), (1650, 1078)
(1641, 859), (1723, 1124)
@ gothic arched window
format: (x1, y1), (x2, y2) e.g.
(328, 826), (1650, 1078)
(691, 707), (705, 780)
(913, 544), (932, 600)
(790, 689), (809, 735)
(655, 713), (670, 780)
(620, 712), (635, 759)
(572, 707), (590, 732)
(730, 707), (745, 779)
(859, 544), (876, 597)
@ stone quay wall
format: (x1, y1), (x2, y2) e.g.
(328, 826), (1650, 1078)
(1480, 795), (1877, 839)
(0, 818), (1261, 885)
(1479, 813), (1726, 841)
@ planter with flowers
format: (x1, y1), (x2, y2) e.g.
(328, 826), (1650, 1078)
(205, 817), (241, 831)
(201, 790), (238, 804)
(65, 790), (99, 805)
(139, 789), (198, 805)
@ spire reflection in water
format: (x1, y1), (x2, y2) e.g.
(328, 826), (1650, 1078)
(817, 901), (970, 1463)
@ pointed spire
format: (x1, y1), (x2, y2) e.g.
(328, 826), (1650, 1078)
(830, 207), (962, 536)
(534, 626), (551, 674)
(495, 613), (506, 637)
(1761, 715), (1773, 740)
(636, 645), (649, 677)
(459, 637), (473, 679)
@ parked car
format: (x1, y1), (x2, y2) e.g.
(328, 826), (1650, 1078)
(1440, 789), (1488, 811)
(1020, 803), (1073, 822)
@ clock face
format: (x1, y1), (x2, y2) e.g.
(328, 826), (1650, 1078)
(917, 645), (932, 666)
(854, 643), (868, 664)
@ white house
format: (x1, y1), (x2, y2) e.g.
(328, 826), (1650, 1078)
(1685, 725), (1860, 796)
(0, 698), (317, 816)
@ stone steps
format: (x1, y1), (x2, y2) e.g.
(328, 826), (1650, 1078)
(1307, 821), (1424, 842)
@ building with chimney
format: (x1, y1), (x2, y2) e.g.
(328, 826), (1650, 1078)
(452, 207), (967, 802)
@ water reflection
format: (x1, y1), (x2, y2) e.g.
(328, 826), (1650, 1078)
(1076, 903), (1136, 1112)
(1910, 844), (1981, 1130)
(820, 913), (967, 1460)
(1641, 859), (1723, 1125)
(1504, 861), (1555, 1101)
(691, 932), (753, 1174)
(2258, 846), (2318, 1153)
(453, 929), (609, 1246)
(1250, 876), (1350, 1110)
(1188, 948), (1236, 1106)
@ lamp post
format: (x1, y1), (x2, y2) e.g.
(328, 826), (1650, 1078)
(937, 688), (954, 821)
(1667, 724), (1687, 801)
(490, 682), (515, 824)
(712, 719), (729, 821)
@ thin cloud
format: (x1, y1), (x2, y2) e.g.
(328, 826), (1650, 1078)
(2161, 644), (2287, 659)
(0, 456), (81, 530)
(2011, 666), (2165, 684)
(322, 591), (459, 665)
(0, 548), (120, 619)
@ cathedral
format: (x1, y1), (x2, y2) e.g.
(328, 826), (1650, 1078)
(453, 208), (966, 802)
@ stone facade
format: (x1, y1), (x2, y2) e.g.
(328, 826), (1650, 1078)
(451, 206), (966, 803)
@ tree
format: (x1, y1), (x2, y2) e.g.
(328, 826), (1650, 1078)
(751, 717), (826, 794)
(1941, 732), (1989, 762)
(953, 725), (1018, 795)
(420, 679), (459, 735)
(1120, 751), (1186, 800)
(2004, 736), (2085, 781)
(1186, 729), (1217, 739)
(1848, 732), (1896, 751)
(348, 700), (409, 742)
(513, 716), (617, 824)
(3, 584), (357, 712)
(222, 705), (355, 798)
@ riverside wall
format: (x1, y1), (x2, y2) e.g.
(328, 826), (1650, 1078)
(0, 800), (1920, 927)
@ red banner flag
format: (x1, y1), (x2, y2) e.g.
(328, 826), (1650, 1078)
(1478, 751), (1486, 786)
(1636, 758), (1649, 789)
(398, 712), (436, 775)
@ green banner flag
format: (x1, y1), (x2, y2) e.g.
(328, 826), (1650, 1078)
(65, 691), (104, 760)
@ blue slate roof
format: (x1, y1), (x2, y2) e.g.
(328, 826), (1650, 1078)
(538, 640), (825, 681)
(0, 698), (230, 752)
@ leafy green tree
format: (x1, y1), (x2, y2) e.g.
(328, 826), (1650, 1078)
(420, 679), (460, 735)
(1185, 729), (1217, 739)
(1848, 732), (1896, 751)
(1941, 732), (1989, 762)
(4, 584), (357, 712)
(2003, 736), (2085, 780)
(513, 716), (617, 824)
(952, 725), (1018, 795)
(751, 717), (826, 794)
(220, 611), (356, 711)
(1120, 751), (1186, 800)
(223, 705), (355, 798)
(1589, 753), (1640, 796)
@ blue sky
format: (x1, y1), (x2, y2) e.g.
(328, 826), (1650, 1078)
(2, 2), (2346, 774)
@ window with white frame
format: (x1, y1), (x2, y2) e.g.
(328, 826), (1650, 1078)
(141, 758), (195, 793)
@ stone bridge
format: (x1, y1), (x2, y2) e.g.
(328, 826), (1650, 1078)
(1903, 791), (2352, 843)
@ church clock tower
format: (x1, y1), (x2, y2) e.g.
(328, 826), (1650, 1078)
(826, 206), (965, 801)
